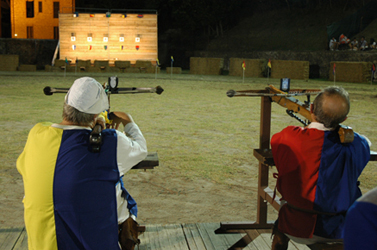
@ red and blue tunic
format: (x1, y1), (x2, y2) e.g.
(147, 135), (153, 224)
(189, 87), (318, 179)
(271, 125), (370, 239)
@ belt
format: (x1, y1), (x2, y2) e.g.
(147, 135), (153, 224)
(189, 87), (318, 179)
(286, 202), (346, 216)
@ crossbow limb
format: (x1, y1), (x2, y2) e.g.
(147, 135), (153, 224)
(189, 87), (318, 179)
(227, 85), (354, 143)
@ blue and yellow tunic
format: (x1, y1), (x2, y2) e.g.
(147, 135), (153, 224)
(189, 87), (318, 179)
(17, 122), (121, 250)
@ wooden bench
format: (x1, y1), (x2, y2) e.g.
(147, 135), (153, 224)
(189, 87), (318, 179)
(166, 67), (182, 74)
(132, 152), (159, 170)
(18, 64), (36, 72)
(131, 152), (159, 233)
(114, 61), (131, 73)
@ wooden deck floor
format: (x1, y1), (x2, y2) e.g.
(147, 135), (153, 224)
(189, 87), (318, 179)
(1, 223), (311, 250)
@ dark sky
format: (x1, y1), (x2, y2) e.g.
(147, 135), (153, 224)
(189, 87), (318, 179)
(75, 0), (158, 10)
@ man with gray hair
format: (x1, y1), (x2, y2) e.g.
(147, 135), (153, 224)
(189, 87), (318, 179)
(270, 86), (370, 249)
(17, 77), (147, 250)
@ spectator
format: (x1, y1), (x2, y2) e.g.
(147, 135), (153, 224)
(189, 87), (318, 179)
(370, 38), (376, 49)
(329, 37), (339, 51)
(349, 38), (358, 51)
(358, 36), (368, 50)
(338, 34), (350, 49)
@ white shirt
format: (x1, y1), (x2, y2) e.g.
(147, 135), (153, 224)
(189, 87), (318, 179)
(307, 121), (332, 131)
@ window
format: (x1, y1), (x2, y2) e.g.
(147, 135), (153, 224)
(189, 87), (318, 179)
(54, 27), (59, 40)
(38, 2), (42, 13)
(26, 1), (34, 18)
(27, 26), (34, 38)
(53, 2), (59, 18)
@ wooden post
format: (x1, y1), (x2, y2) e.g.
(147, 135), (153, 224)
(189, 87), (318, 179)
(256, 96), (271, 224)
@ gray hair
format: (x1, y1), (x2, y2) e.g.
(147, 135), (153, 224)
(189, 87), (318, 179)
(313, 86), (350, 129)
(62, 102), (95, 126)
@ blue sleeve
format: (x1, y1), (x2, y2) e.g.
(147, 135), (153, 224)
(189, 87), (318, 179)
(343, 201), (377, 250)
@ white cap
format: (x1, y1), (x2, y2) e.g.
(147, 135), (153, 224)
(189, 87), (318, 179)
(65, 77), (109, 114)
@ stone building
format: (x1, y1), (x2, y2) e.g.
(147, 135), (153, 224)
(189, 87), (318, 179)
(10, 0), (75, 39)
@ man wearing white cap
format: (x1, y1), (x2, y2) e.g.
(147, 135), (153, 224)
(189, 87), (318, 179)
(17, 77), (147, 250)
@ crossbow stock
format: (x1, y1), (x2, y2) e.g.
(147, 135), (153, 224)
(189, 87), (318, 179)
(227, 85), (354, 144)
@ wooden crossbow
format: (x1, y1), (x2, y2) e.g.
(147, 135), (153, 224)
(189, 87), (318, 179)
(44, 77), (164, 152)
(227, 84), (354, 143)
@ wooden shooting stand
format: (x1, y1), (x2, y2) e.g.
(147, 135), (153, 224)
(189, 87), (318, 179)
(132, 152), (159, 170)
(215, 96), (377, 249)
(131, 152), (159, 233)
(215, 96), (277, 247)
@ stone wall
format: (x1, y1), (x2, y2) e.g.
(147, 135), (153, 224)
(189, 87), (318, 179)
(194, 50), (377, 79)
(2, 36), (377, 79)
(0, 38), (58, 70)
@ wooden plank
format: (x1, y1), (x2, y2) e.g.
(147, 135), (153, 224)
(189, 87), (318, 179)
(217, 221), (274, 231)
(156, 224), (175, 250)
(258, 229), (311, 250)
(222, 231), (258, 250)
(59, 12), (158, 64)
(0, 228), (24, 250)
(138, 225), (153, 250)
(291, 241), (312, 250)
(134, 152), (159, 170)
(260, 187), (281, 211)
(140, 224), (163, 250)
(258, 229), (294, 250)
(141, 224), (188, 250)
(243, 229), (271, 250)
(195, 223), (221, 250)
(197, 222), (251, 250)
(371, 151), (377, 161)
(12, 229), (28, 250)
(182, 223), (207, 250)
(163, 224), (189, 250)
(0, 224), (315, 250)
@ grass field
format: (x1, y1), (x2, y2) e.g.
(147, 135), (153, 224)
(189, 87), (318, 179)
(1, 71), (376, 226)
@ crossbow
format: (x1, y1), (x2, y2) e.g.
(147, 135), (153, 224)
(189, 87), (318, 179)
(227, 84), (354, 143)
(44, 76), (164, 152)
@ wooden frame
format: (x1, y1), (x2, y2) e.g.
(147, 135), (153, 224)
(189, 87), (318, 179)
(59, 12), (158, 65)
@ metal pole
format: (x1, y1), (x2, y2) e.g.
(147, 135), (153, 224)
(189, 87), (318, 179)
(171, 61), (173, 79)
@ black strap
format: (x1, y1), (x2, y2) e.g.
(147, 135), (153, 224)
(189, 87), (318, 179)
(90, 124), (102, 153)
(286, 202), (346, 216)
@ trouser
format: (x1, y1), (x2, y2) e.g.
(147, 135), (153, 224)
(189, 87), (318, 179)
(116, 177), (138, 224)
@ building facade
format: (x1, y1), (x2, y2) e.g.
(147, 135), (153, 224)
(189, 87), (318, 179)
(11, 0), (75, 39)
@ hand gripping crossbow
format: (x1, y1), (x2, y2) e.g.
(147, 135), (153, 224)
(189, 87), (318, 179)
(227, 84), (354, 144)
(44, 76), (164, 152)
